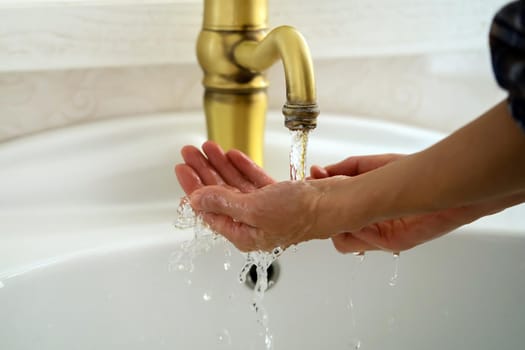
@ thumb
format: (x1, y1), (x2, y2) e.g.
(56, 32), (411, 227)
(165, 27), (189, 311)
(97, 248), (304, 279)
(310, 165), (329, 179)
(190, 186), (251, 223)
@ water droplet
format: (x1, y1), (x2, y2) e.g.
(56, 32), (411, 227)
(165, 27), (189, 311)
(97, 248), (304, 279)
(217, 329), (232, 345)
(352, 251), (365, 263)
(346, 296), (354, 311)
(264, 331), (274, 350)
(224, 262), (231, 271)
(347, 251), (365, 347)
(203, 292), (212, 302)
(387, 315), (397, 333)
(0, 280), (4, 289)
(223, 244), (232, 257)
(389, 252), (400, 287)
(239, 261), (253, 284)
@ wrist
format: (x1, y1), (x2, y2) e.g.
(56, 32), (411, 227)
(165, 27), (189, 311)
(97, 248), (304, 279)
(312, 175), (381, 236)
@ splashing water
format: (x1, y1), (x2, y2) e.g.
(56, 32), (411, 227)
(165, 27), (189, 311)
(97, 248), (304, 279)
(238, 248), (284, 350)
(173, 196), (196, 229)
(170, 196), (278, 349)
(228, 129), (309, 349)
(170, 197), (279, 349)
(239, 248), (284, 301)
(387, 252), (401, 335)
(169, 197), (225, 274)
(223, 242), (233, 271)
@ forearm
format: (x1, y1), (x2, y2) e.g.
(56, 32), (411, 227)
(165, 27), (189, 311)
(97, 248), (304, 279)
(391, 101), (525, 212)
(316, 101), (525, 235)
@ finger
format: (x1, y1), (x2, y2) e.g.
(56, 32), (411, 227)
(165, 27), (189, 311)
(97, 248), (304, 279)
(181, 145), (225, 186)
(331, 232), (379, 254)
(190, 186), (256, 226)
(175, 164), (204, 195)
(201, 212), (257, 252)
(350, 223), (412, 253)
(227, 149), (275, 187)
(201, 141), (256, 192)
(310, 165), (329, 179)
(325, 154), (403, 176)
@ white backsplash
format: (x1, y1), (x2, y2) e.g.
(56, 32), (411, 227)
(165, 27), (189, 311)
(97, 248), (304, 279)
(0, 51), (505, 142)
(0, 64), (202, 141)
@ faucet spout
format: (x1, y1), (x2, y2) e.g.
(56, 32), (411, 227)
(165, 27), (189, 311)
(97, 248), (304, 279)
(234, 26), (320, 130)
(196, 0), (319, 165)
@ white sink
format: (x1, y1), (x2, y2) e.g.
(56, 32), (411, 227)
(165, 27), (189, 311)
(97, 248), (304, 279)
(1, 112), (524, 349)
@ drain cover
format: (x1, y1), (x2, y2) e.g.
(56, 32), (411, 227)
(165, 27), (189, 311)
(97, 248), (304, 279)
(244, 261), (281, 291)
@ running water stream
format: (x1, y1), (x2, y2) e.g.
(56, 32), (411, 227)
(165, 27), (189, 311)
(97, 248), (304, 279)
(237, 129), (310, 349)
(289, 130), (310, 181)
(170, 130), (405, 349)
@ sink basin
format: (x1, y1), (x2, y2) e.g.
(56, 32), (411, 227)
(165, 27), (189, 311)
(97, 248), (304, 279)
(1, 112), (524, 349)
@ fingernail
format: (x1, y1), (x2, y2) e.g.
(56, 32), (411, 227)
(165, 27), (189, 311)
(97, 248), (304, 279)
(191, 190), (220, 211)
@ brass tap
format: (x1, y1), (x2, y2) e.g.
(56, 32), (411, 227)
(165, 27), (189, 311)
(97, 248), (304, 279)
(196, 0), (319, 166)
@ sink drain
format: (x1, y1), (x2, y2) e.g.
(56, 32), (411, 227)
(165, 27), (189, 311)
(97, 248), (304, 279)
(244, 261), (281, 291)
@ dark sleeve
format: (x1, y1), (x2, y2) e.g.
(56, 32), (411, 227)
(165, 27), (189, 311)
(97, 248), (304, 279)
(490, 0), (525, 130)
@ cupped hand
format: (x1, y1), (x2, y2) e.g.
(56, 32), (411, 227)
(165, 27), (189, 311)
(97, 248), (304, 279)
(175, 141), (331, 252)
(177, 145), (525, 254)
(175, 141), (274, 196)
(311, 154), (525, 253)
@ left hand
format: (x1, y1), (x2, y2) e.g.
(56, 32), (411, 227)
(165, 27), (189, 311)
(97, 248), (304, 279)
(176, 140), (274, 196)
(175, 141), (338, 251)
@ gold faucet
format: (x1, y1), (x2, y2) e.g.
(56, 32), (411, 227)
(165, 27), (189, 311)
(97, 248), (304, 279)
(197, 0), (319, 166)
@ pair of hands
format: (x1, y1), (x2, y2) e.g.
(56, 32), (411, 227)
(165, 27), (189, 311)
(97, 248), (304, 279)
(175, 141), (520, 253)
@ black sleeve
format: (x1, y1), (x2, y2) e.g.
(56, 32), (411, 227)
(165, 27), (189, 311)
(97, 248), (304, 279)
(490, 0), (525, 130)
